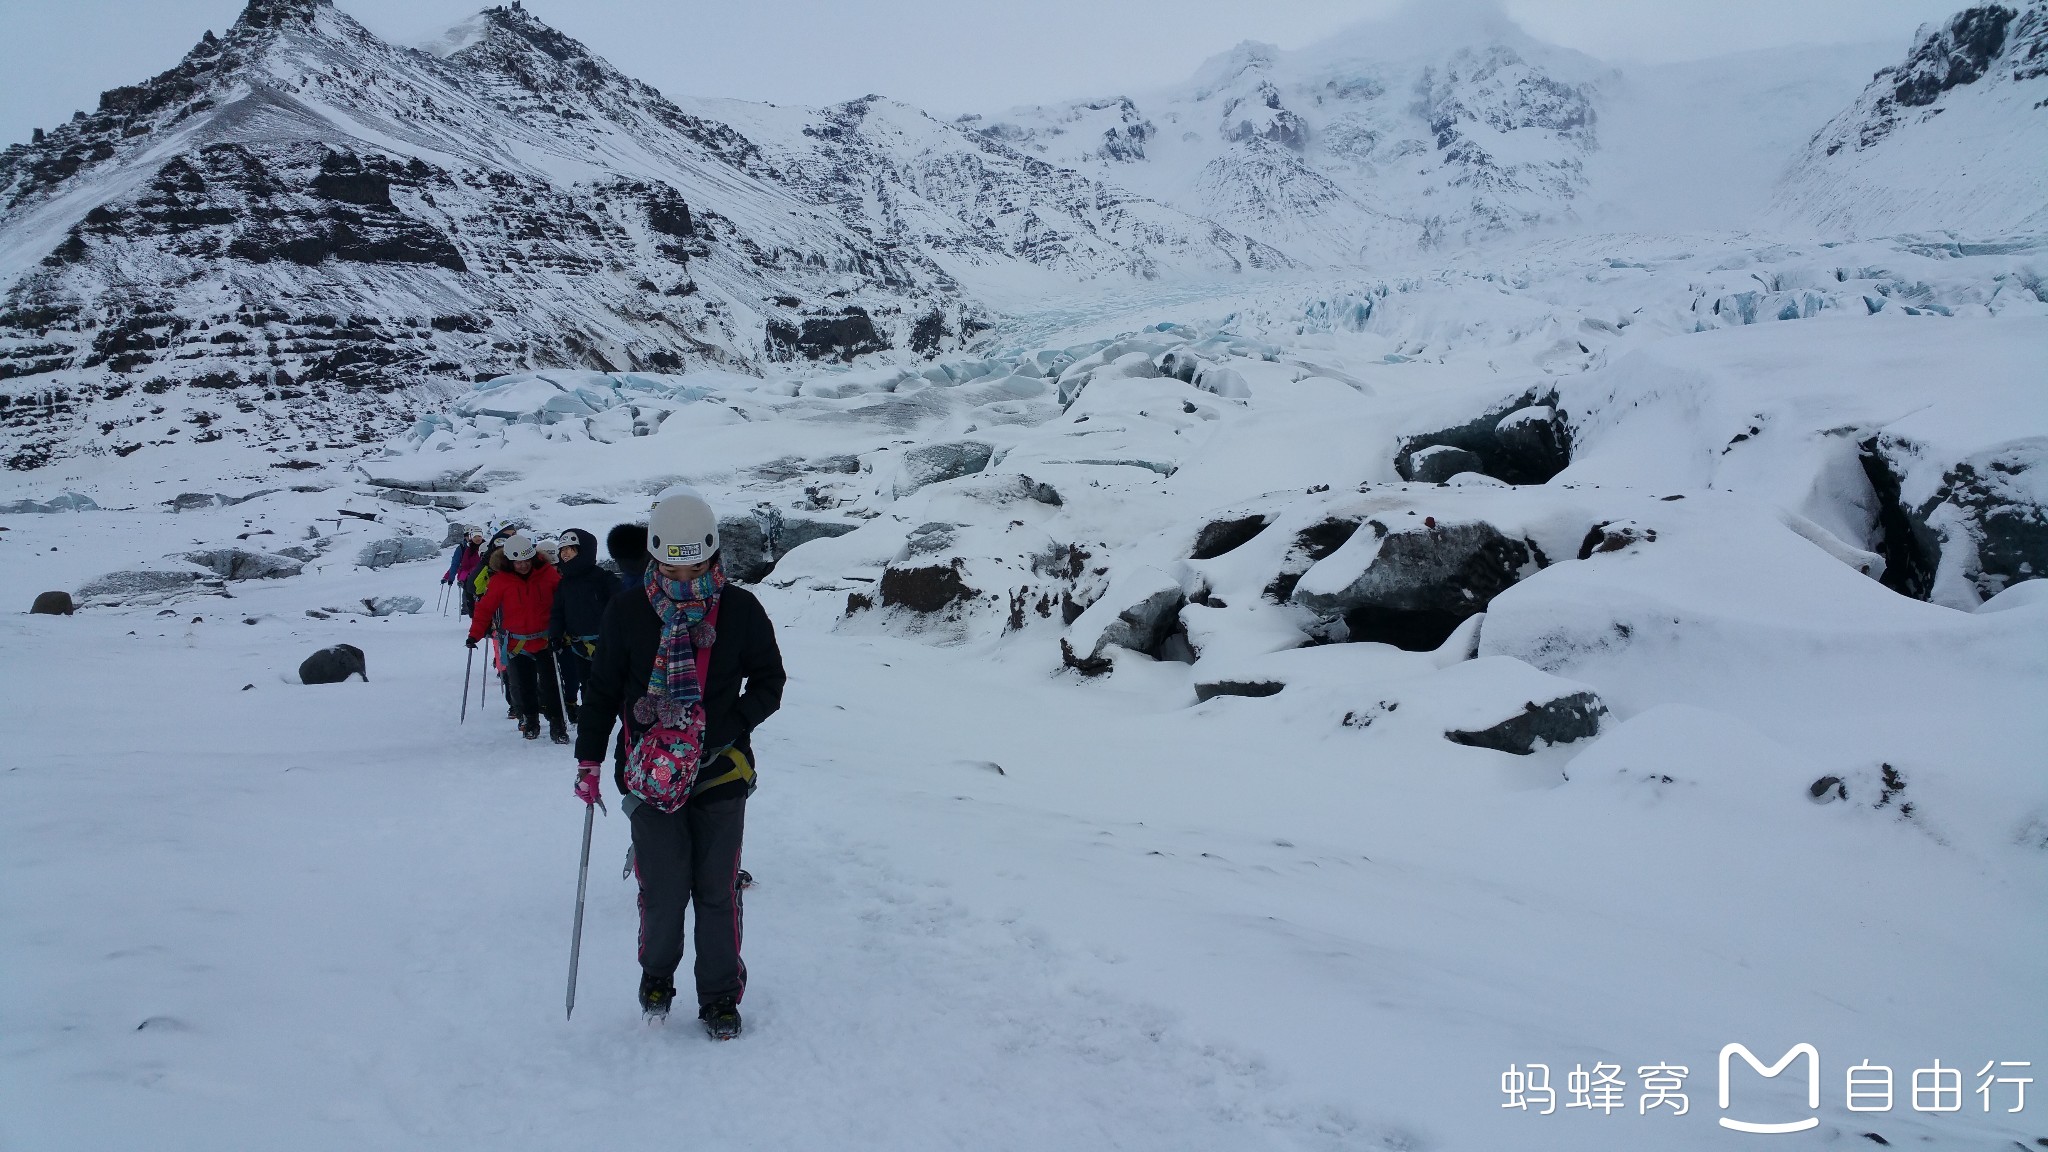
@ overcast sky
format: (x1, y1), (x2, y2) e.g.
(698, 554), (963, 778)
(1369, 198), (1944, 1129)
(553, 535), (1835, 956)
(0, 0), (1964, 149)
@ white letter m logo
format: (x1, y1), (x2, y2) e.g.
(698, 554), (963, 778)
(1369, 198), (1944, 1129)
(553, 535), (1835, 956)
(1718, 1043), (1820, 1134)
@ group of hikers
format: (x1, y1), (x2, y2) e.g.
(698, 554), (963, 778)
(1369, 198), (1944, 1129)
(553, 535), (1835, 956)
(442, 487), (786, 1039)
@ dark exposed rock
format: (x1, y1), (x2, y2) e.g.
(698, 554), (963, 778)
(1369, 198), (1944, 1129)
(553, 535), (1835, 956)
(1190, 514), (1269, 560)
(881, 560), (978, 613)
(714, 508), (860, 582)
(31, 590), (76, 615)
(717, 515), (774, 583)
(1493, 406), (1571, 481)
(765, 308), (891, 362)
(1264, 517), (1363, 603)
(1860, 434), (2047, 605)
(909, 309), (949, 356)
(1576, 520), (1657, 560)
(1809, 775), (1848, 803)
(1194, 680), (1284, 702)
(1396, 391), (1571, 485)
(182, 548), (303, 580)
(1892, 5), (2016, 107)
(898, 440), (994, 495)
(1295, 519), (1536, 651)
(773, 515), (860, 554)
(1406, 445), (1484, 483)
(1446, 690), (1606, 754)
(299, 643), (367, 685)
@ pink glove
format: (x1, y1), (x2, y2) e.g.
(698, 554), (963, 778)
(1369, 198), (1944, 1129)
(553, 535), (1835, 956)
(575, 762), (603, 806)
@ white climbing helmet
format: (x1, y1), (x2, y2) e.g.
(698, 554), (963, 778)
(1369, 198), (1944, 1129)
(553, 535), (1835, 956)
(502, 534), (538, 562)
(647, 485), (719, 566)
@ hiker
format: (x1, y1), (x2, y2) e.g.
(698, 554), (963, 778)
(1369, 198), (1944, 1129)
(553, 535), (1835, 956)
(573, 487), (785, 1038)
(549, 527), (618, 720)
(475, 525), (520, 716)
(465, 534), (570, 743)
(607, 522), (649, 593)
(444, 527), (487, 616)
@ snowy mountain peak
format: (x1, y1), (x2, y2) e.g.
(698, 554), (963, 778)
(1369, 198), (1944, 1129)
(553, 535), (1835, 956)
(1776, 0), (2048, 237)
(976, 4), (1601, 263)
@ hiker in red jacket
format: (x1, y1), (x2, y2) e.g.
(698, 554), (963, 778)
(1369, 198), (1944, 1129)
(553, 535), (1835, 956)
(466, 534), (569, 743)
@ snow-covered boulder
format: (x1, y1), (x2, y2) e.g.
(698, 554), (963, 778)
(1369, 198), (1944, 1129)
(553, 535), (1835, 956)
(77, 567), (217, 606)
(1293, 517), (1542, 651)
(1975, 577), (2048, 614)
(1406, 445), (1484, 484)
(893, 440), (994, 497)
(1396, 391), (1571, 485)
(1064, 565), (1186, 672)
(1, 491), (98, 514)
(359, 462), (485, 493)
(359, 596), (422, 617)
(182, 549), (304, 581)
(355, 537), (440, 569)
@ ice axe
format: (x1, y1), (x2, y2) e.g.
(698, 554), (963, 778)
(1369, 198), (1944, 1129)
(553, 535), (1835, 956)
(460, 644), (474, 724)
(565, 788), (606, 1020)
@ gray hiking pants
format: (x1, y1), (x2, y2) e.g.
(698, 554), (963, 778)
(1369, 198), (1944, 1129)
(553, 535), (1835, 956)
(630, 796), (747, 1006)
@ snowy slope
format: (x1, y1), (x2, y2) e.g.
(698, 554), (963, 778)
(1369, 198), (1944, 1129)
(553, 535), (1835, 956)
(4, 245), (2046, 1148)
(971, 2), (1610, 264)
(1778, 0), (2048, 237)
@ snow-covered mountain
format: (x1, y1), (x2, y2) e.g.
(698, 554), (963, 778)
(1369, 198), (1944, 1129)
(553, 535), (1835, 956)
(968, 3), (1610, 263)
(0, 0), (1280, 472)
(1777, 0), (2048, 237)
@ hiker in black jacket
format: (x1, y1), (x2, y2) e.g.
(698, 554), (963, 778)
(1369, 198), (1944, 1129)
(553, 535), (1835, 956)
(549, 528), (619, 719)
(573, 487), (785, 1039)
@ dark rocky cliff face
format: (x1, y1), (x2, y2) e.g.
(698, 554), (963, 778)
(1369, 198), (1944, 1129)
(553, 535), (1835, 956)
(0, 0), (1285, 472)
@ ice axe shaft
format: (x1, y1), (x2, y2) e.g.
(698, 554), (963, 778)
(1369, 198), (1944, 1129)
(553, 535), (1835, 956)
(566, 799), (595, 1020)
(460, 646), (474, 723)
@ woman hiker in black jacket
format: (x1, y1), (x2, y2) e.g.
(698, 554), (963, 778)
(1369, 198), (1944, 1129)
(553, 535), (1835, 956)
(573, 487), (786, 1039)
(548, 528), (619, 718)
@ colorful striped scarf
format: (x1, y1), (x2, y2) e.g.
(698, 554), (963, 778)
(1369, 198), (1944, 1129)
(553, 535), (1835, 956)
(634, 561), (726, 728)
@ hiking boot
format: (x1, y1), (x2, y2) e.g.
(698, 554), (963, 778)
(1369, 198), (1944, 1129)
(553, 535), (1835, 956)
(639, 972), (675, 1020)
(549, 722), (570, 745)
(736, 869), (753, 890)
(699, 996), (741, 1040)
(506, 704), (518, 720)
(521, 718), (540, 740)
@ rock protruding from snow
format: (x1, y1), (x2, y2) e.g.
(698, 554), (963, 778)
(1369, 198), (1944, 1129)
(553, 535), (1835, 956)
(895, 441), (995, 497)
(355, 538), (440, 569)
(1064, 566), (1187, 672)
(1407, 445), (1485, 484)
(1861, 431), (2048, 608)
(359, 596), (422, 617)
(1397, 394), (1570, 485)
(298, 644), (367, 685)
(1433, 656), (1607, 754)
(1294, 517), (1539, 651)
(30, 591), (75, 615)
(182, 549), (304, 581)
(78, 568), (215, 605)
(0, 492), (99, 514)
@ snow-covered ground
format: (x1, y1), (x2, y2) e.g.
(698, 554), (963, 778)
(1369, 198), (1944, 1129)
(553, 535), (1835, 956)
(4, 228), (2046, 1150)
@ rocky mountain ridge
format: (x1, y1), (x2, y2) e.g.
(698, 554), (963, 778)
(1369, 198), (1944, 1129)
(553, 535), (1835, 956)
(0, 0), (1278, 472)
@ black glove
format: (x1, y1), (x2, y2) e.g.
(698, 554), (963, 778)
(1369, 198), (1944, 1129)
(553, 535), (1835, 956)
(465, 636), (479, 649)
